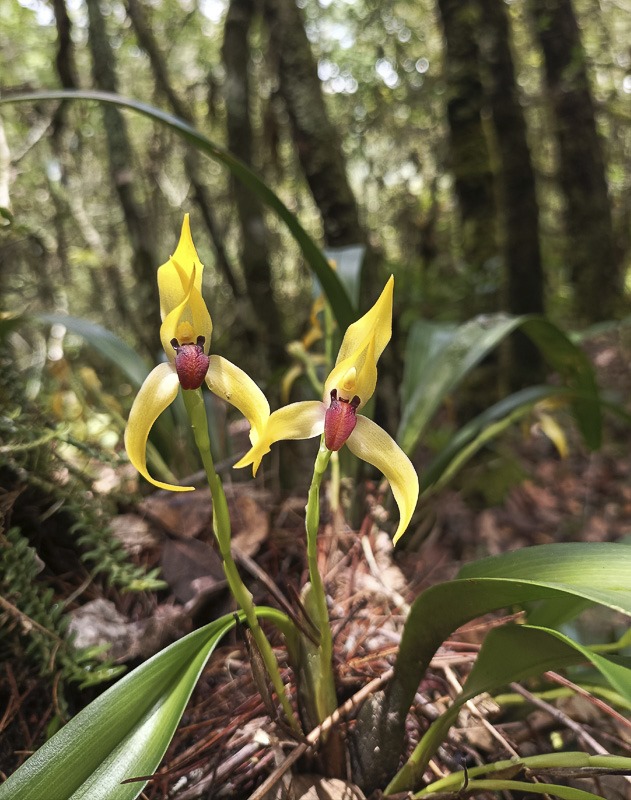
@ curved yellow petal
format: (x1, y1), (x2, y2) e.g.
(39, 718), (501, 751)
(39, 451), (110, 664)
(157, 214), (205, 320)
(160, 265), (213, 360)
(346, 414), (418, 545)
(124, 363), (194, 492)
(205, 355), (271, 447)
(233, 401), (325, 475)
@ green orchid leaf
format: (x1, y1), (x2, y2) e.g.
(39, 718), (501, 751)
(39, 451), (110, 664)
(1, 90), (355, 332)
(420, 384), (561, 493)
(397, 314), (601, 457)
(0, 607), (294, 800)
(37, 313), (152, 389)
(400, 319), (458, 412)
(353, 542), (631, 793)
(414, 753), (631, 798)
(520, 317), (601, 450)
(388, 623), (631, 792)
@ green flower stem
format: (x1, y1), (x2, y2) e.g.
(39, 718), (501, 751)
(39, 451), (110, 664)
(301, 439), (337, 723)
(328, 450), (340, 514)
(306, 441), (333, 656)
(182, 389), (301, 735)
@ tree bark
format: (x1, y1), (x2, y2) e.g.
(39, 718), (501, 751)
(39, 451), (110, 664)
(527, 0), (620, 322)
(51, 0), (78, 88)
(51, 0), (79, 138)
(222, 0), (286, 366)
(261, 0), (380, 311)
(125, 0), (241, 300)
(85, 0), (160, 353)
(477, 0), (544, 383)
(436, 0), (500, 312)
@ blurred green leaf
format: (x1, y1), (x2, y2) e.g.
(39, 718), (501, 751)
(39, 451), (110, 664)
(37, 313), (151, 389)
(0, 607), (293, 800)
(2, 90), (356, 332)
(400, 319), (457, 412)
(398, 314), (601, 457)
(420, 384), (560, 493)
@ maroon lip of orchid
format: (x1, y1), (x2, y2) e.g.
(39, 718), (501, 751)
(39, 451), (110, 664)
(170, 335), (210, 390)
(324, 389), (361, 451)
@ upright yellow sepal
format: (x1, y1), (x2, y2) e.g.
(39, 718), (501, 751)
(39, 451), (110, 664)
(160, 266), (212, 360)
(323, 277), (393, 408)
(157, 214), (206, 321)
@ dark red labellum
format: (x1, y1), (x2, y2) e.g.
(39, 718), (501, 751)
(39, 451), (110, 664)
(324, 389), (360, 451)
(171, 335), (210, 390)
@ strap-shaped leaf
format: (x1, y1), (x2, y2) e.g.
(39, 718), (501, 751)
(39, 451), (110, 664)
(398, 314), (601, 456)
(388, 623), (631, 792)
(353, 543), (631, 792)
(0, 607), (293, 800)
(420, 384), (562, 493)
(414, 752), (631, 798)
(37, 313), (152, 389)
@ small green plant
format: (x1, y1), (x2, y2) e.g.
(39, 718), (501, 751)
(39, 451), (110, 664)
(1, 526), (123, 688)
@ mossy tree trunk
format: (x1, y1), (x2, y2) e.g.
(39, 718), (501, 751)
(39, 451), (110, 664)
(85, 0), (160, 354)
(261, 0), (379, 308)
(528, 0), (621, 323)
(125, 0), (241, 301)
(437, 0), (500, 313)
(222, 0), (286, 369)
(478, 0), (544, 384)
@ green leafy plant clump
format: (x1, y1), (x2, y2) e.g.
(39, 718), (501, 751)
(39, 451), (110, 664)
(2, 90), (631, 800)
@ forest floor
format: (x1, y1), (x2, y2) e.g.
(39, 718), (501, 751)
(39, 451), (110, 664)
(2, 330), (631, 799)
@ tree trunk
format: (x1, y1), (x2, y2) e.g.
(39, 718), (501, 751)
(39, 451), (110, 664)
(436, 0), (500, 312)
(221, 0), (286, 368)
(527, 0), (620, 323)
(261, 0), (379, 305)
(50, 0), (140, 333)
(477, 0), (544, 384)
(125, 0), (241, 299)
(85, 0), (160, 353)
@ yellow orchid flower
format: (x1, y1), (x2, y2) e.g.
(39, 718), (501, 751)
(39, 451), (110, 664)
(124, 214), (270, 491)
(235, 276), (419, 543)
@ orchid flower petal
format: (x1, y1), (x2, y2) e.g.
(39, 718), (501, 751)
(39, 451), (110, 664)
(157, 214), (204, 320)
(324, 334), (377, 410)
(124, 363), (194, 492)
(336, 276), (393, 366)
(205, 354), (271, 448)
(346, 415), (418, 544)
(324, 276), (393, 407)
(234, 401), (325, 476)
(160, 266), (212, 360)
